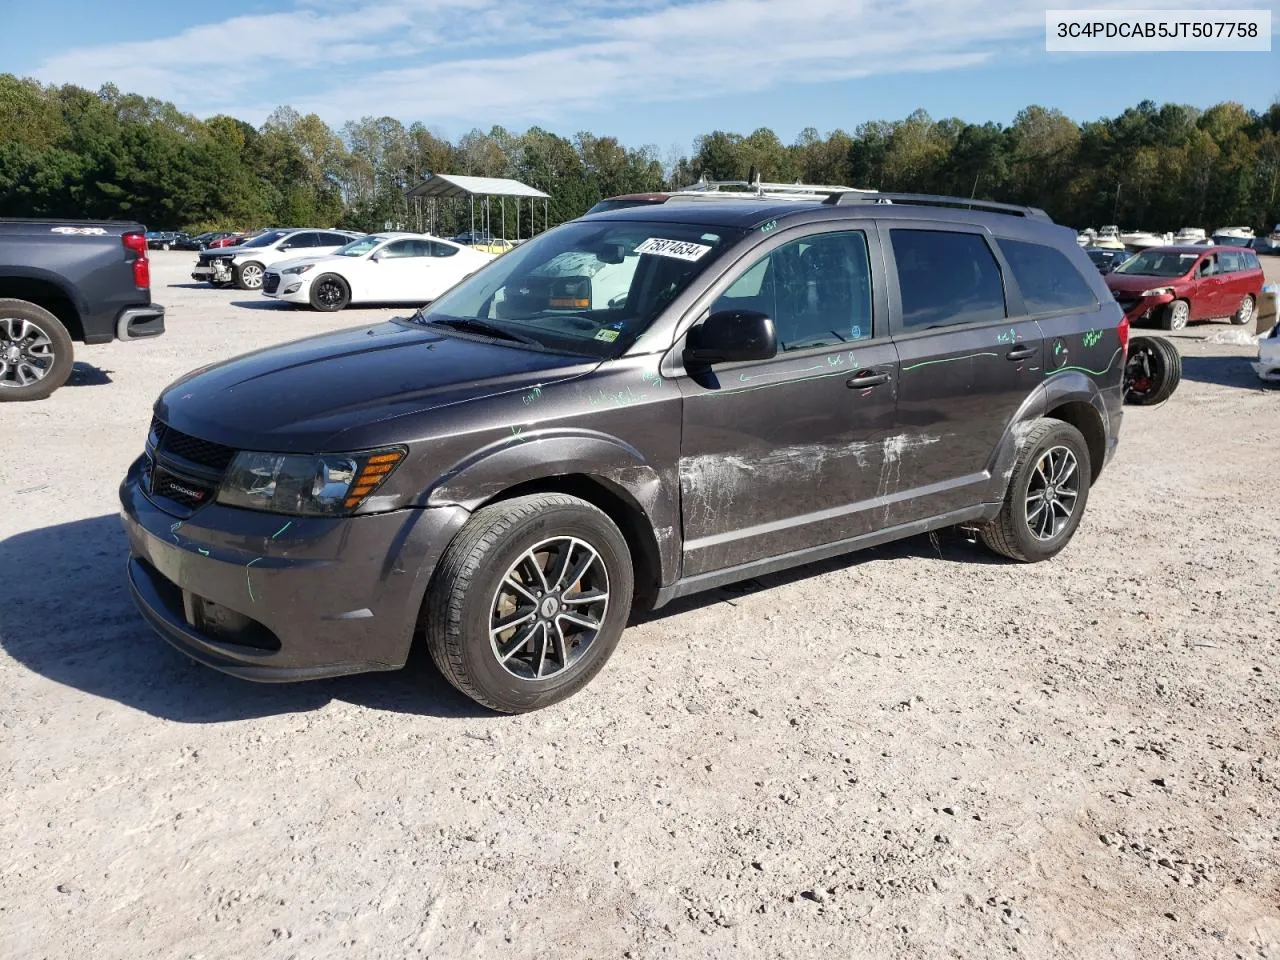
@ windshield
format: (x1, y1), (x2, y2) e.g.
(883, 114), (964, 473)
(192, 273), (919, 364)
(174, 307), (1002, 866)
(1113, 250), (1198, 278)
(337, 236), (384, 257)
(415, 219), (744, 356)
(1211, 235), (1250, 247)
(241, 230), (288, 249)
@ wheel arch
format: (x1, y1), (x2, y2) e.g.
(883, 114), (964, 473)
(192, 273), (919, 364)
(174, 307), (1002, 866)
(423, 430), (680, 609)
(0, 271), (85, 341)
(988, 374), (1109, 494)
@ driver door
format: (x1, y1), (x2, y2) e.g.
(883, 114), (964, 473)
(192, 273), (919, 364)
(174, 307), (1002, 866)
(372, 239), (434, 301)
(675, 227), (900, 577)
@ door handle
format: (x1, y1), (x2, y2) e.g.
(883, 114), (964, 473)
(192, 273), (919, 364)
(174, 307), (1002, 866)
(1005, 345), (1038, 360)
(847, 371), (890, 388)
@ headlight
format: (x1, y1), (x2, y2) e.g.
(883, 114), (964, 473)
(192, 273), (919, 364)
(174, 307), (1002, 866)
(1140, 286), (1174, 297)
(216, 447), (406, 516)
(282, 264), (315, 276)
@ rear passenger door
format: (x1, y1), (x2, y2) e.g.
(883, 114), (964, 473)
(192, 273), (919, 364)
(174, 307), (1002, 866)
(879, 224), (1045, 525)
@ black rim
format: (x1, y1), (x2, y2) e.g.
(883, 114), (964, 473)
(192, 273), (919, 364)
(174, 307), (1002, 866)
(489, 536), (610, 681)
(316, 278), (345, 307)
(1124, 341), (1163, 399)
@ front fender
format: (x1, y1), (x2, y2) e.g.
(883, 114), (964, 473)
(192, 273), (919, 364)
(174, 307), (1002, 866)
(422, 428), (680, 585)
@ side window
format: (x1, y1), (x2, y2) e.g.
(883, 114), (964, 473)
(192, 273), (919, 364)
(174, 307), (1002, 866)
(290, 233), (321, 249)
(1219, 251), (1243, 273)
(429, 241), (459, 258)
(891, 230), (1006, 329)
(379, 241), (415, 259)
(321, 232), (352, 247)
(997, 238), (1098, 313)
(1197, 256), (1216, 276)
(711, 230), (873, 350)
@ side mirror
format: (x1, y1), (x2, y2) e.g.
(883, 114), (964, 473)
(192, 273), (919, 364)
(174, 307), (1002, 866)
(685, 309), (777, 365)
(370, 251), (383, 262)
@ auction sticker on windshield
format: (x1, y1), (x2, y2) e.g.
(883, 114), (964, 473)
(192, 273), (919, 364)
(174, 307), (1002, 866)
(635, 238), (712, 261)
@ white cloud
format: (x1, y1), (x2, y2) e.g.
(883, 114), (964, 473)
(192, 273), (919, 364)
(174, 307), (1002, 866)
(29, 0), (1277, 125)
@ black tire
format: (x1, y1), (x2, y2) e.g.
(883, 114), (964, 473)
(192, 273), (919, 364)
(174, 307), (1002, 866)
(979, 418), (1092, 563)
(309, 273), (351, 312)
(234, 260), (264, 290)
(1160, 299), (1189, 331)
(424, 493), (635, 713)
(1124, 335), (1180, 405)
(0, 298), (75, 402)
(1230, 294), (1255, 326)
(1151, 336), (1182, 397)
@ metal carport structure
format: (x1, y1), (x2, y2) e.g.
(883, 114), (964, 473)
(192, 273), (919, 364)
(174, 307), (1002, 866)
(405, 173), (550, 244)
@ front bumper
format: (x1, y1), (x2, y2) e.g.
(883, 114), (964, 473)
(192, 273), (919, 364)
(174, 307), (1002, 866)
(1116, 292), (1174, 324)
(119, 456), (470, 681)
(192, 259), (235, 283)
(261, 270), (312, 303)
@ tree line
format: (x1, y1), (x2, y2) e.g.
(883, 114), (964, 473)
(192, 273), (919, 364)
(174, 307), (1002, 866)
(1, 73), (1277, 237)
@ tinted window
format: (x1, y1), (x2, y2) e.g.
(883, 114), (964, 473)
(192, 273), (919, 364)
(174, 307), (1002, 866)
(379, 240), (420, 259)
(319, 232), (353, 246)
(891, 230), (1006, 329)
(284, 232), (318, 249)
(712, 231), (873, 350)
(998, 239), (1097, 313)
(430, 241), (459, 258)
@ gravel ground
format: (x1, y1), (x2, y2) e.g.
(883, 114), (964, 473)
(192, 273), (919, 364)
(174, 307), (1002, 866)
(2, 251), (1278, 959)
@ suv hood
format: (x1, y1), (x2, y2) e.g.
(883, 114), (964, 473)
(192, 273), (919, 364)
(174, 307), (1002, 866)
(155, 321), (598, 452)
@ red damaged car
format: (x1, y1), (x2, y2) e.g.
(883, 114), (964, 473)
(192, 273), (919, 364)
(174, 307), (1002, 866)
(1105, 245), (1263, 331)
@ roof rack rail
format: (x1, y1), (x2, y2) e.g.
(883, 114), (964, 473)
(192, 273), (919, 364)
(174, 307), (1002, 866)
(823, 191), (1052, 221)
(677, 176), (875, 198)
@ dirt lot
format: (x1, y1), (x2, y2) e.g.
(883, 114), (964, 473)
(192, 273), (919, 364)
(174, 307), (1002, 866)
(2, 251), (1278, 959)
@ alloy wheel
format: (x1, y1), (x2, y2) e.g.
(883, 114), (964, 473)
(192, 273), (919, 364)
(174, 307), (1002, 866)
(0, 317), (55, 389)
(1168, 300), (1188, 330)
(316, 278), (345, 307)
(489, 536), (610, 681)
(240, 263), (263, 288)
(1024, 445), (1080, 541)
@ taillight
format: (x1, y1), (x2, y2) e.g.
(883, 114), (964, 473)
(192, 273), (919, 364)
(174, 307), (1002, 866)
(122, 231), (150, 289)
(1117, 315), (1130, 358)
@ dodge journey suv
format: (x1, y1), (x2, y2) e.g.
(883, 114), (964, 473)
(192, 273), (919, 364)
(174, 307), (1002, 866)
(121, 190), (1127, 713)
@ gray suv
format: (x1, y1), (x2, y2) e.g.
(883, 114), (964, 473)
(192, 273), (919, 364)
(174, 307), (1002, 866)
(121, 191), (1126, 712)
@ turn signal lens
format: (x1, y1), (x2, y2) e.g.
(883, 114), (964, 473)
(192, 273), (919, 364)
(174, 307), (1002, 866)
(344, 448), (407, 510)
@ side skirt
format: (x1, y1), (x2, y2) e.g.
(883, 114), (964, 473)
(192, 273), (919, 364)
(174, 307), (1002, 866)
(652, 503), (1000, 609)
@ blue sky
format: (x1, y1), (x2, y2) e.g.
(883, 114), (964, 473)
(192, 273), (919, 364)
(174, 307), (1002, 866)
(3, 0), (1276, 152)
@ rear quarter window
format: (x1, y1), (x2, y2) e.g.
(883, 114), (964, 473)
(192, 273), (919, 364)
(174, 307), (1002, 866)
(997, 238), (1098, 313)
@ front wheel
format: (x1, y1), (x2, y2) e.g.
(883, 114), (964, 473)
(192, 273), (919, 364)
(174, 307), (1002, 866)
(1161, 299), (1189, 331)
(1231, 294), (1255, 326)
(0, 299), (75, 402)
(234, 261), (264, 290)
(309, 274), (351, 312)
(424, 494), (634, 713)
(980, 418), (1092, 562)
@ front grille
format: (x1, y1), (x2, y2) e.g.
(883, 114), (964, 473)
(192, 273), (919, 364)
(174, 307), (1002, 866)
(151, 467), (216, 509)
(263, 273), (280, 294)
(150, 417), (236, 472)
(1115, 296), (1141, 312)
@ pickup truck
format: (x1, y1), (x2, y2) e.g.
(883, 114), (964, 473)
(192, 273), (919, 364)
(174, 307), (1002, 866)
(0, 218), (165, 401)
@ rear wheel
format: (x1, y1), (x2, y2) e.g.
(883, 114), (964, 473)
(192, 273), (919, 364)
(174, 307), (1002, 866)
(424, 494), (634, 713)
(1231, 294), (1255, 326)
(234, 261), (264, 290)
(980, 418), (1091, 562)
(309, 274), (351, 312)
(1161, 299), (1189, 331)
(0, 299), (75, 402)
(1124, 335), (1180, 405)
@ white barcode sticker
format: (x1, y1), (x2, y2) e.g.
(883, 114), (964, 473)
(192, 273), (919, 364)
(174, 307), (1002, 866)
(635, 237), (712, 261)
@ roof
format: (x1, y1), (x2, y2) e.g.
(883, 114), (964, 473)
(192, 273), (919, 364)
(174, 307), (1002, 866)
(405, 173), (550, 201)
(585, 198), (1069, 237)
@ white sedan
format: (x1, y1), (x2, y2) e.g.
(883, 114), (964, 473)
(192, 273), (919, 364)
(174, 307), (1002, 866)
(261, 233), (494, 311)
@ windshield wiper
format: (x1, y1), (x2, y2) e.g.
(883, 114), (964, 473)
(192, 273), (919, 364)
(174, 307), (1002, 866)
(426, 316), (541, 346)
